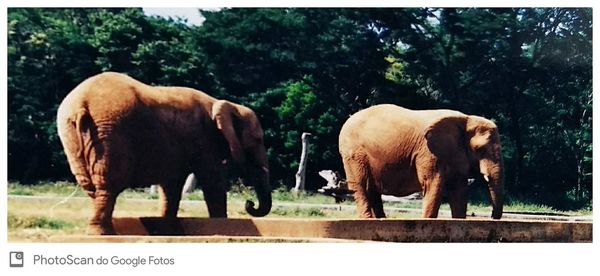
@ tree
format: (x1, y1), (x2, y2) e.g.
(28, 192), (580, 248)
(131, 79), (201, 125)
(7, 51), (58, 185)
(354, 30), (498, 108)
(7, 8), (591, 209)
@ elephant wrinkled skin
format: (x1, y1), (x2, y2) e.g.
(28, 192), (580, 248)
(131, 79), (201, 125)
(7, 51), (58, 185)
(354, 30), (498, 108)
(339, 104), (504, 219)
(57, 72), (272, 235)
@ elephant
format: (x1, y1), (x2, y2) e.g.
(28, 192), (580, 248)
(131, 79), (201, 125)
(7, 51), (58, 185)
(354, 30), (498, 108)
(338, 104), (504, 219)
(56, 72), (272, 234)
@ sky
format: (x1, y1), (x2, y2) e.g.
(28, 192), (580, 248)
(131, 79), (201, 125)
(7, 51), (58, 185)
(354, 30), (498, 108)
(142, 8), (206, 25)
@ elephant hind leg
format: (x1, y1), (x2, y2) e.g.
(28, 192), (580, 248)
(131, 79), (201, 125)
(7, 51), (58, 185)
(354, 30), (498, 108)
(57, 119), (95, 196)
(76, 174), (96, 198)
(87, 184), (118, 235)
(367, 188), (385, 218)
(343, 156), (376, 218)
(86, 159), (128, 235)
(86, 132), (132, 235)
(351, 186), (374, 218)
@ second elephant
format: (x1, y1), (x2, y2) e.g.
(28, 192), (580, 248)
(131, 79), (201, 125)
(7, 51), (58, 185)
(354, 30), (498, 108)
(339, 104), (504, 219)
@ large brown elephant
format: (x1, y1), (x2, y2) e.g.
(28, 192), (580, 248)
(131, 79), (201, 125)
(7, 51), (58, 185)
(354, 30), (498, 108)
(339, 104), (504, 219)
(56, 72), (272, 234)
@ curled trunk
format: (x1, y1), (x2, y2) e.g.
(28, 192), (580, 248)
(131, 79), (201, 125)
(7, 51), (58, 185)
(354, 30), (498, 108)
(245, 169), (272, 217)
(244, 145), (272, 217)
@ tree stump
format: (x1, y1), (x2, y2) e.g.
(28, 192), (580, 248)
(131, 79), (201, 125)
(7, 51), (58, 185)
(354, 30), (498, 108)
(293, 132), (312, 194)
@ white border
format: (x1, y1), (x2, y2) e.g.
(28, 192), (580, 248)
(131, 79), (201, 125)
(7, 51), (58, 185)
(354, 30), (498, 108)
(2, 2), (599, 275)
(2, 0), (596, 8)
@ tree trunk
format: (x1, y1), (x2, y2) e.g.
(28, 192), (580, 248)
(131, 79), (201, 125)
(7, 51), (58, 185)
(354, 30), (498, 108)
(182, 173), (197, 195)
(293, 132), (312, 193)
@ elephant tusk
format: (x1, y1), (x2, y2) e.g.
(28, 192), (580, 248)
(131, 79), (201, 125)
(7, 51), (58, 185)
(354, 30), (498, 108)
(483, 174), (490, 182)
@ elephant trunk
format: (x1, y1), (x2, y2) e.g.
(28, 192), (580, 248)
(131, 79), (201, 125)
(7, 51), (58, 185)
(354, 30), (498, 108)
(481, 159), (504, 219)
(487, 174), (503, 219)
(245, 166), (272, 217)
(244, 147), (272, 217)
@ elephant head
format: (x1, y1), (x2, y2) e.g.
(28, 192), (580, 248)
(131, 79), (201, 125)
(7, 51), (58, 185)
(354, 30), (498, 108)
(426, 115), (504, 219)
(212, 100), (272, 217)
(466, 116), (504, 219)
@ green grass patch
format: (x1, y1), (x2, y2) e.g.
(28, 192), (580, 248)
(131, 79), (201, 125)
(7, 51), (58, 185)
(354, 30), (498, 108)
(503, 202), (557, 213)
(8, 212), (76, 230)
(8, 181), (84, 197)
(184, 191), (204, 201)
(9, 189), (34, 196)
(271, 207), (326, 217)
(386, 201), (424, 210)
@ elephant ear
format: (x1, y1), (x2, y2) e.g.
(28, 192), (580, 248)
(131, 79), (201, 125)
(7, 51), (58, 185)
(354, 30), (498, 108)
(424, 116), (469, 162)
(212, 100), (246, 164)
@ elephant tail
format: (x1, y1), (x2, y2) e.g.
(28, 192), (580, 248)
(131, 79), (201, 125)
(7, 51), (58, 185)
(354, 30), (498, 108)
(58, 107), (96, 197)
(74, 108), (92, 158)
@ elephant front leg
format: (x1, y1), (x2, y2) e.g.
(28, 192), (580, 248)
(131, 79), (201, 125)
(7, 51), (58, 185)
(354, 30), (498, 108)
(421, 174), (444, 218)
(87, 189), (117, 235)
(447, 179), (468, 219)
(194, 165), (227, 218)
(202, 185), (227, 218)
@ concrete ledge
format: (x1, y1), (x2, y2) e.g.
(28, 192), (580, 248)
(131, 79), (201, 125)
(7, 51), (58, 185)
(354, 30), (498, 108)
(99, 217), (593, 242)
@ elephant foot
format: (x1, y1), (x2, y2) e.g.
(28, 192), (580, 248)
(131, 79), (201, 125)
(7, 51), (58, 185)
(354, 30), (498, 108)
(358, 210), (375, 219)
(86, 222), (115, 235)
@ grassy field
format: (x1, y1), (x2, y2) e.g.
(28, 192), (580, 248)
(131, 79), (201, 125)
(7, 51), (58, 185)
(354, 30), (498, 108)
(7, 182), (591, 242)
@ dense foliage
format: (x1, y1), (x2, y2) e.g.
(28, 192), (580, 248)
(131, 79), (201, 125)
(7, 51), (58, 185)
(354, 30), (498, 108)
(7, 8), (592, 209)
